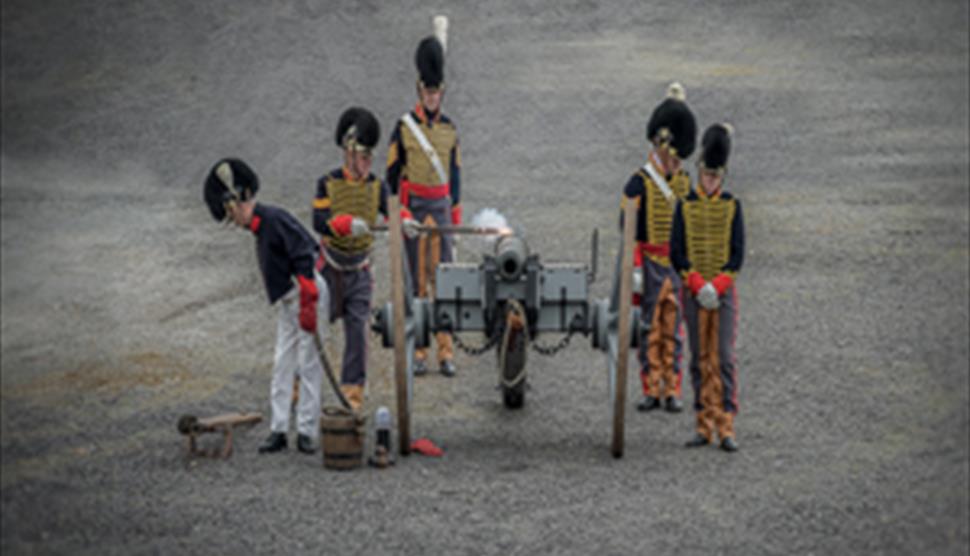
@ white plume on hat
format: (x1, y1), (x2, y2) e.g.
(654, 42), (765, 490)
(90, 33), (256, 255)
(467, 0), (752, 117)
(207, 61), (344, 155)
(667, 81), (686, 102)
(433, 15), (448, 52)
(216, 161), (234, 191)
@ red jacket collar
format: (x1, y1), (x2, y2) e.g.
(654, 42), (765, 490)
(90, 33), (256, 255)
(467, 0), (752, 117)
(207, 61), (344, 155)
(698, 186), (722, 199)
(341, 166), (363, 182)
(415, 102), (440, 124)
(249, 214), (262, 234)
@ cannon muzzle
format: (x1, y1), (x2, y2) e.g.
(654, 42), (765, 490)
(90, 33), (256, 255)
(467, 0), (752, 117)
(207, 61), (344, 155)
(495, 235), (529, 281)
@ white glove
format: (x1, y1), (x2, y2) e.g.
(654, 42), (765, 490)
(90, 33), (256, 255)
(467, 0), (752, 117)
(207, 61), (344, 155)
(350, 217), (371, 237)
(402, 218), (421, 240)
(697, 282), (720, 310)
(631, 267), (643, 297)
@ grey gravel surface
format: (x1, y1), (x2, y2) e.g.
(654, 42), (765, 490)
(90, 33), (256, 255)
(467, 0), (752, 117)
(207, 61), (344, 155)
(2, 0), (968, 554)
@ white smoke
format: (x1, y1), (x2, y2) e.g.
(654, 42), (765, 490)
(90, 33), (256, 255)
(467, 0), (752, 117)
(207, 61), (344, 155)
(470, 207), (508, 230)
(467, 207), (510, 254)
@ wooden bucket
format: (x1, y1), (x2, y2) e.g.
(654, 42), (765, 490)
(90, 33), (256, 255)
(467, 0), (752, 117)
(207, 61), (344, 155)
(320, 406), (365, 470)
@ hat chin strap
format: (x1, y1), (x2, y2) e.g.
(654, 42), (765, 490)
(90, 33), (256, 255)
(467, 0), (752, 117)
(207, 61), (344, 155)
(417, 79), (445, 93)
(222, 199), (237, 227)
(697, 158), (728, 177)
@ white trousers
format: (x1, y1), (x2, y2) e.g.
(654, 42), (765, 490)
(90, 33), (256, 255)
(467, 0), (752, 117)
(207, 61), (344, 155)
(270, 274), (329, 438)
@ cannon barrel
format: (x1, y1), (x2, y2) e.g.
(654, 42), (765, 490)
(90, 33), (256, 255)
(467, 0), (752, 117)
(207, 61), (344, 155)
(495, 235), (529, 281)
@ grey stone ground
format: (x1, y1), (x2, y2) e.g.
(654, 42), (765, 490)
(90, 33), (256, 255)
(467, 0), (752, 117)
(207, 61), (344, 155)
(2, 0), (968, 554)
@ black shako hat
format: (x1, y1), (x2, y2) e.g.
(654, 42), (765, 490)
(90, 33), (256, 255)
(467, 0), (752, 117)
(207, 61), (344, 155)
(699, 123), (733, 173)
(646, 82), (697, 159)
(415, 36), (445, 89)
(203, 158), (259, 222)
(335, 107), (380, 153)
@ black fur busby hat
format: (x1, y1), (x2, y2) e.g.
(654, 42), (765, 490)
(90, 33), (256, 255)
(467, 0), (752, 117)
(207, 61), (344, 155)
(699, 123), (733, 173)
(335, 107), (380, 153)
(203, 158), (259, 222)
(415, 36), (445, 89)
(646, 82), (697, 159)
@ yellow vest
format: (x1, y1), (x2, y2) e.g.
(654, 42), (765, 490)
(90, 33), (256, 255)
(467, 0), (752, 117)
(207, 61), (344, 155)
(639, 169), (691, 265)
(326, 175), (381, 254)
(682, 193), (737, 280)
(400, 118), (457, 185)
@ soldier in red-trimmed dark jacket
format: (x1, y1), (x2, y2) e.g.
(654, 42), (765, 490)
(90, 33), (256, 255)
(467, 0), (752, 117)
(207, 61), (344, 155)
(203, 158), (324, 456)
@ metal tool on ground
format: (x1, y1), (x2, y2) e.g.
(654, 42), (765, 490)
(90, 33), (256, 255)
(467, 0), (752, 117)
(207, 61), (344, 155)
(372, 198), (643, 458)
(177, 412), (262, 460)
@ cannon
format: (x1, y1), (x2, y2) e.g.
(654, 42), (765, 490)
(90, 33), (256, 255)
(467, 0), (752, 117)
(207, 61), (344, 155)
(375, 197), (642, 457)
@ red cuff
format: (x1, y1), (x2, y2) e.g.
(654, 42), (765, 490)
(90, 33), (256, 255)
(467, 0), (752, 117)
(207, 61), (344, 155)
(249, 215), (262, 234)
(711, 273), (734, 296)
(451, 204), (462, 226)
(400, 208), (414, 221)
(297, 274), (318, 333)
(633, 242), (644, 267)
(331, 214), (353, 236)
(297, 274), (318, 300)
(686, 272), (705, 296)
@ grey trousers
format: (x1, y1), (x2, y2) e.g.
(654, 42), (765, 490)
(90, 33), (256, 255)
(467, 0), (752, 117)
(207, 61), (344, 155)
(319, 248), (372, 386)
(405, 195), (454, 296)
(683, 285), (739, 414)
(637, 258), (685, 395)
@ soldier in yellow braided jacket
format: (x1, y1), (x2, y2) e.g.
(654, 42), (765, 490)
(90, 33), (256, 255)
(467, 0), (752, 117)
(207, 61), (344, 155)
(313, 107), (416, 411)
(386, 33), (462, 377)
(671, 123), (745, 453)
(622, 83), (697, 414)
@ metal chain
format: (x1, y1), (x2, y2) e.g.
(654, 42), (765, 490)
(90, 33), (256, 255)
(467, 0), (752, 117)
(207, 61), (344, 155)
(452, 327), (504, 356)
(530, 330), (577, 357)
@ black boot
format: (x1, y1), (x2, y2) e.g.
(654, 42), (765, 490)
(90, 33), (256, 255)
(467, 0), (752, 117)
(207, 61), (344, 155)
(440, 360), (456, 377)
(636, 396), (661, 412)
(720, 437), (739, 453)
(413, 359), (428, 376)
(258, 432), (287, 453)
(297, 434), (316, 455)
(684, 434), (710, 448)
(664, 397), (684, 413)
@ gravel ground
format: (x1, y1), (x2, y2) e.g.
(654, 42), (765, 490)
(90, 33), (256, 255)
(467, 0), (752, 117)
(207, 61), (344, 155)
(2, 0), (968, 554)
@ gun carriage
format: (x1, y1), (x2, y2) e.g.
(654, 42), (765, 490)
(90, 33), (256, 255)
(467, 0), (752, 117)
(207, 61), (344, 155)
(373, 199), (641, 457)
